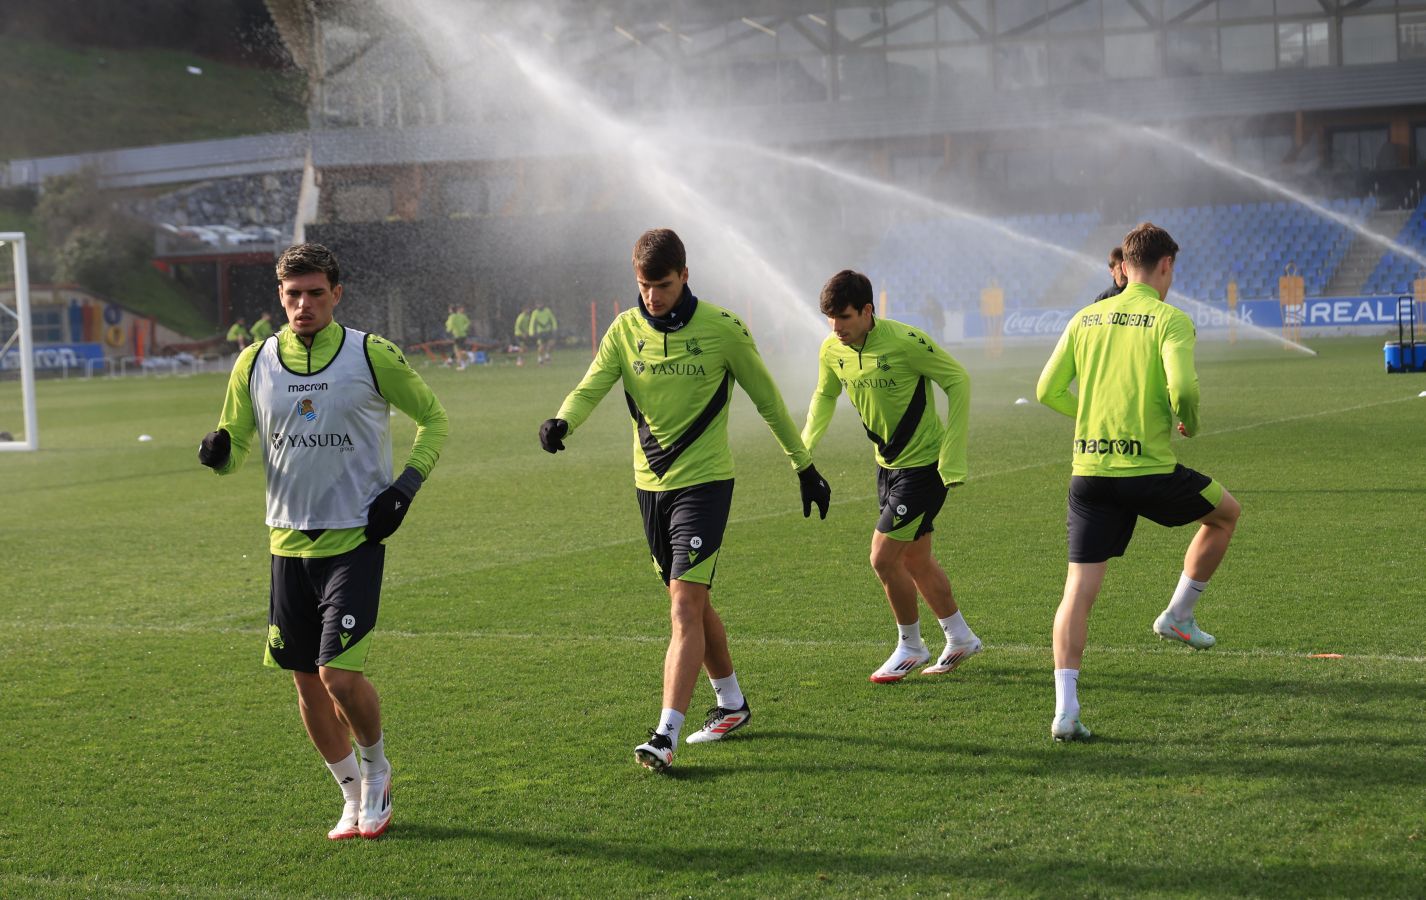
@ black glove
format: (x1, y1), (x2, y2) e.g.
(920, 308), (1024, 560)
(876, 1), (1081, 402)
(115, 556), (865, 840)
(366, 467), (423, 542)
(198, 428), (231, 469)
(798, 464), (831, 520)
(539, 418), (569, 453)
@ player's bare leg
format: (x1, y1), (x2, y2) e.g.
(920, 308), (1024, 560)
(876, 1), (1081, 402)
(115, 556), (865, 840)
(902, 536), (983, 675)
(1051, 562), (1106, 740)
(319, 667), (390, 838)
(684, 600), (752, 745)
(867, 533), (930, 681)
(1156, 489), (1241, 650)
(637, 579), (710, 770)
(294, 672), (364, 838)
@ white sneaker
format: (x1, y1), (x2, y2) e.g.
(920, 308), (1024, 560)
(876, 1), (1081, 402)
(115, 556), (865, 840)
(1051, 714), (1092, 742)
(1153, 611), (1216, 650)
(870, 642), (931, 683)
(634, 732), (674, 771)
(327, 800), (360, 841)
(685, 701), (752, 744)
(358, 767), (392, 839)
(921, 637), (983, 675)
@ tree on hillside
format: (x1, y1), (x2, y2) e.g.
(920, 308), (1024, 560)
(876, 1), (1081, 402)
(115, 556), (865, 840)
(36, 171), (150, 295)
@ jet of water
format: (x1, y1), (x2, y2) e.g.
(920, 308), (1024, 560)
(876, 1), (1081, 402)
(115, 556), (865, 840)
(1115, 121), (1426, 271)
(692, 134), (1317, 356)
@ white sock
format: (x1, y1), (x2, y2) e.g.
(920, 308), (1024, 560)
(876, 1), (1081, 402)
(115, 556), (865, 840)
(1167, 573), (1209, 621)
(655, 708), (685, 744)
(1054, 668), (1080, 720)
(710, 673), (744, 711)
(357, 734), (388, 780)
(326, 752), (362, 804)
(896, 619), (924, 647)
(938, 611), (975, 644)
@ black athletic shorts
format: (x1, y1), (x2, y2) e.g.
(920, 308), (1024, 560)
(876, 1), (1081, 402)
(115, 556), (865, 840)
(265, 540), (385, 673)
(1067, 464), (1224, 564)
(636, 479), (734, 587)
(876, 464), (948, 542)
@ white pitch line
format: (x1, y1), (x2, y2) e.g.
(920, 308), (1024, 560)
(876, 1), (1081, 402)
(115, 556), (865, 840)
(14, 620), (1425, 664)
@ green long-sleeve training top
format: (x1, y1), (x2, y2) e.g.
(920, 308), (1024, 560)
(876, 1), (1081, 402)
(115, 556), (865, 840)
(556, 300), (811, 491)
(1036, 282), (1200, 477)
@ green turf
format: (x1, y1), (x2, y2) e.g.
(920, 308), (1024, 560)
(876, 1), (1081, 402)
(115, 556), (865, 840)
(0, 36), (305, 159)
(1, 335), (1423, 898)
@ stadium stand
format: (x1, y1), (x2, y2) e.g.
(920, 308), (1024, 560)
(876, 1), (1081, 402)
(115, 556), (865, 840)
(863, 211), (1101, 317)
(1361, 197), (1426, 298)
(1143, 197), (1375, 302)
(863, 198), (1381, 326)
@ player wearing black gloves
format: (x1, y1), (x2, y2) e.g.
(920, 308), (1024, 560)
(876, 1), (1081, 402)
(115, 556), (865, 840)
(538, 229), (830, 771)
(802, 270), (982, 684)
(198, 244), (447, 841)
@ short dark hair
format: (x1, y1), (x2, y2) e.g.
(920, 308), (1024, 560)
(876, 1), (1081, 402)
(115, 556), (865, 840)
(819, 269), (874, 316)
(632, 228), (686, 279)
(1121, 223), (1178, 270)
(1108, 246), (1124, 266)
(277, 242), (341, 286)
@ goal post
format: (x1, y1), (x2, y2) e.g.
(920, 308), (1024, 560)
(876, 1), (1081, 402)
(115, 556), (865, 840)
(0, 232), (38, 451)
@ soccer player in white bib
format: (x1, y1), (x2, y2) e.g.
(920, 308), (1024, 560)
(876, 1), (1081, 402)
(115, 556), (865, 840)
(199, 243), (448, 837)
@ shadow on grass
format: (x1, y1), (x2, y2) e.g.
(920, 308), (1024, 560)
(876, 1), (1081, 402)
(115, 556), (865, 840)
(403, 824), (1419, 897)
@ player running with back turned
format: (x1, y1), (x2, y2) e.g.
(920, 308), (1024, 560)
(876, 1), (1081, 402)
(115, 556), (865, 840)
(539, 228), (831, 772)
(1036, 223), (1241, 741)
(198, 243), (448, 837)
(802, 270), (983, 683)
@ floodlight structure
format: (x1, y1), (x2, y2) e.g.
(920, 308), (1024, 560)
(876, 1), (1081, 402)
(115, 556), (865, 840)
(0, 233), (38, 451)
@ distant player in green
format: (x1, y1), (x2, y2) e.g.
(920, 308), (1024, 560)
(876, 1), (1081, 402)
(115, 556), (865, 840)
(227, 317), (249, 352)
(539, 228), (831, 772)
(512, 305), (532, 367)
(802, 270), (982, 683)
(198, 243), (449, 837)
(531, 303), (557, 365)
(1036, 223), (1241, 742)
(248, 311), (275, 343)
(445, 304), (471, 370)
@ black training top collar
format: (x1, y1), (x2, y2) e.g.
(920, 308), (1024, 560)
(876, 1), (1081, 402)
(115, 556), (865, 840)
(637, 285), (699, 334)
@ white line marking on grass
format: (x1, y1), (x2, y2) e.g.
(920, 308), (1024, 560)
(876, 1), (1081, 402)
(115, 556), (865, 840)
(1193, 394), (1419, 439)
(17, 621), (1426, 664)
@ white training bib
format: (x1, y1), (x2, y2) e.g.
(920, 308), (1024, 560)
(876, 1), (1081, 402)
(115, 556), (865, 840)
(249, 327), (393, 530)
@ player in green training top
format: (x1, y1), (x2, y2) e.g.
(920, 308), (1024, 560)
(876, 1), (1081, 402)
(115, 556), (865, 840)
(531, 303), (557, 365)
(1036, 223), (1241, 742)
(538, 228), (831, 772)
(445, 304), (472, 369)
(198, 243), (449, 837)
(249, 310), (275, 343)
(513, 305), (532, 367)
(802, 270), (983, 683)
(227, 317), (250, 352)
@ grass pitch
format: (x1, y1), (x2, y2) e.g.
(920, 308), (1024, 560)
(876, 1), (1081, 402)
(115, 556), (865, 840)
(1, 335), (1423, 898)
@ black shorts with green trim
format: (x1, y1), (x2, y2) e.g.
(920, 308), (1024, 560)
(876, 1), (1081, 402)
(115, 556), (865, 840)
(876, 464), (948, 542)
(636, 479), (733, 587)
(265, 541), (385, 673)
(1067, 464), (1224, 564)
